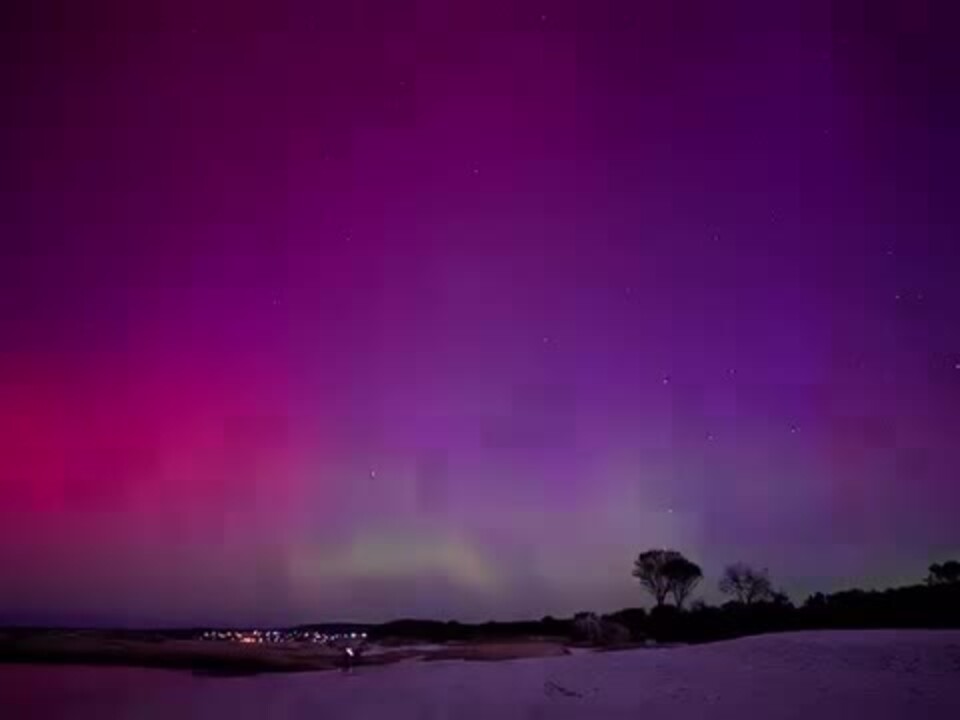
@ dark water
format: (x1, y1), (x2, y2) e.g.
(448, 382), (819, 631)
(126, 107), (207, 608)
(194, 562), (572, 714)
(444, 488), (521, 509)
(0, 662), (481, 719)
(0, 665), (333, 719)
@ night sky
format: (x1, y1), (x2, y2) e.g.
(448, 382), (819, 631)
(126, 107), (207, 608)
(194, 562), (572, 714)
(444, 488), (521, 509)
(2, 0), (959, 627)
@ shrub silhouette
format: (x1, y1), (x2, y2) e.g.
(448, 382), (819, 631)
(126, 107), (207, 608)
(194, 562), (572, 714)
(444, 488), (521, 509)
(573, 612), (630, 646)
(926, 560), (960, 585)
(602, 608), (647, 640)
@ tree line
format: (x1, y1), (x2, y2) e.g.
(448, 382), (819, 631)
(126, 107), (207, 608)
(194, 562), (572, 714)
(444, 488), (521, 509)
(369, 553), (960, 646)
(603, 549), (960, 644)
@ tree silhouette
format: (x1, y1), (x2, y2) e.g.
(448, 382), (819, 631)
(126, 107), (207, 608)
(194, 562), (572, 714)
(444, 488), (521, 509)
(664, 556), (703, 609)
(719, 563), (775, 605)
(632, 549), (680, 607)
(632, 549), (702, 608)
(926, 560), (960, 585)
(572, 612), (603, 644)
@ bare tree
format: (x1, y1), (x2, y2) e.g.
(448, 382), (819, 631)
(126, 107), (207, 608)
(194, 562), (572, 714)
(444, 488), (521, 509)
(719, 563), (775, 605)
(664, 556), (703, 609)
(632, 549), (680, 607)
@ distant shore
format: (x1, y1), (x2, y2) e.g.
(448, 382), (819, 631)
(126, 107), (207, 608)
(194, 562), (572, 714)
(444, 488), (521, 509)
(0, 629), (574, 675)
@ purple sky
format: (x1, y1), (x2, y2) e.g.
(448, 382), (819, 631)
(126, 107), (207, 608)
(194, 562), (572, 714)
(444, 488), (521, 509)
(2, 0), (959, 626)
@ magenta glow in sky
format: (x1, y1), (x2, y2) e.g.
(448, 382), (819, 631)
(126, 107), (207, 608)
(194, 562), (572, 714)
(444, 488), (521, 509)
(2, 0), (959, 626)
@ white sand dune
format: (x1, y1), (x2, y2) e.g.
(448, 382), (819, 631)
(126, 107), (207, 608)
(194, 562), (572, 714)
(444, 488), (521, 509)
(3, 630), (959, 719)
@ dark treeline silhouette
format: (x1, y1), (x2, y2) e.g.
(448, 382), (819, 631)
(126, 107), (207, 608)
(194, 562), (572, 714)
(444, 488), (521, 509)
(16, 555), (955, 648)
(368, 617), (575, 643)
(368, 555), (960, 646)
